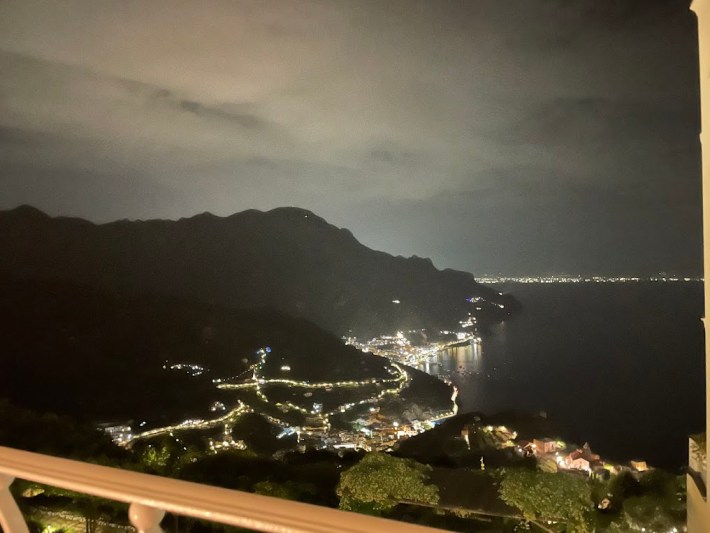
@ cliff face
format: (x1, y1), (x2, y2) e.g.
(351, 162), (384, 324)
(0, 205), (514, 336)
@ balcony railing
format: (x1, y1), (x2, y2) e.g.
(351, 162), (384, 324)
(689, 434), (707, 500)
(0, 446), (443, 533)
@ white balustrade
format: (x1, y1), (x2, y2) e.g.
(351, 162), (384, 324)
(129, 502), (166, 533)
(0, 446), (443, 533)
(0, 471), (29, 533)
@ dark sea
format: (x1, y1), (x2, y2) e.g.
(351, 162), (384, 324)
(422, 282), (705, 470)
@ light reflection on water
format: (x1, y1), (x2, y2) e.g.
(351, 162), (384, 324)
(418, 341), (484, 377)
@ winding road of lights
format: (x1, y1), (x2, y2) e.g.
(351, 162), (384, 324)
(118, 347), (458, 453)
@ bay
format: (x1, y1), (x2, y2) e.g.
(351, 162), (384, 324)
(422, 282), (705, 469)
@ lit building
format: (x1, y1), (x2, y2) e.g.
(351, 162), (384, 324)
(629, 459), (648, 473)
(532, 438), (559, 455)
(563, 450), (590, 473)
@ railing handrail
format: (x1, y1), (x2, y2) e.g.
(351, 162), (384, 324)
(0, 446), (444, 532)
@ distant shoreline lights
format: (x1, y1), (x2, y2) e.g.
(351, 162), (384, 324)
(477, 275), (704, 284)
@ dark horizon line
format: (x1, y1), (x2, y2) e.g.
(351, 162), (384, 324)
(477, 274), (704, 280)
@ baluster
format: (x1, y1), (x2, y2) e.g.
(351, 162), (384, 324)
(129, 502), (165, 533)
(0, 473), (29, 533)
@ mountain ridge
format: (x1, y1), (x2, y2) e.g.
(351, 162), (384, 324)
(0, 204), (515, 336)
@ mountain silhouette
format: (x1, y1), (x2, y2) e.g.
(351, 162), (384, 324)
(0, 205), (515, 336)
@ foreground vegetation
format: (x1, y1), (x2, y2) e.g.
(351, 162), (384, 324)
(2, 399), (686, 533)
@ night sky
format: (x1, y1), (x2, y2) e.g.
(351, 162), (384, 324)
(0, 0), (702, 276)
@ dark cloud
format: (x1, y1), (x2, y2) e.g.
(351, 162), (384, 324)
(368, 141), (417, 165)
(0, 0), (701, 275)
(114, 70), (274, 132)
(0, 126), (51, 148)
(548, 0), (689, 28)
(513, 0), (691, 49)
(176, 100), (265, 129)
(502, 97), (699, 146)
(121, 86), (274, 132)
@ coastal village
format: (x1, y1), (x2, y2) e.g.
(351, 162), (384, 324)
(100, 318), (655, 485)
(101, 346), (652, 494)
(462, 419), (650, 481)
(102, 345), (459, 455)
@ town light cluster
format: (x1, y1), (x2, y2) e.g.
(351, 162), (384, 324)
(103, 346), (459, 454)
(477, 275), (703, 284)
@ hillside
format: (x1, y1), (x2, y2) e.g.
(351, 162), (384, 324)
(0, 205), (515, 336)
(0, 278), (451, 425)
